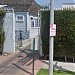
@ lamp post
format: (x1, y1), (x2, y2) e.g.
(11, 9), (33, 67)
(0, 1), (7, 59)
(30, 16), (35, 75)
(49, 0), (54, 75)
(38, 10), (43, 57)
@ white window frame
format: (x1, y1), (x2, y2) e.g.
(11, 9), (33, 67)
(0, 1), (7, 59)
(30, 16), (39, 28)
(16, 15), (24, 22)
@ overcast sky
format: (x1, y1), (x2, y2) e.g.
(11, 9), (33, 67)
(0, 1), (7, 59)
(35, 0), (74, 8)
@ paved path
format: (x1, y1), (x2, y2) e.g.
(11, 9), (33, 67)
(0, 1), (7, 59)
(0, 49), (42, 75)
(0, 48), (75, 75)
(42, 60), (75, 72)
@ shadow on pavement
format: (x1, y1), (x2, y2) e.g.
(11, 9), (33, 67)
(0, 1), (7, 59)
(42, 60), (75, 73)
(0, 47), (40, 75)
(12, 63), (33, 75)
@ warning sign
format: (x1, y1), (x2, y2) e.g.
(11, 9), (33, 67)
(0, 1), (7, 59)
(50, 24), (56, 36)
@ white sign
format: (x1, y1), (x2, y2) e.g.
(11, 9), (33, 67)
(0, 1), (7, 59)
(50, 24), (56, 36)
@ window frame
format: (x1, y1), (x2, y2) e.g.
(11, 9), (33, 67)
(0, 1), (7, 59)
(30, 16), (39, 28)
(16, 15), (24, 22)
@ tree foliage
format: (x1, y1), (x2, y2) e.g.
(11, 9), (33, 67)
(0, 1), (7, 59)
(0, 9), (5, 49)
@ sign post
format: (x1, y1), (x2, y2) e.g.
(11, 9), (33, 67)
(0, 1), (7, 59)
(32, 38), (35, 75)
(49, 0), (55, 75)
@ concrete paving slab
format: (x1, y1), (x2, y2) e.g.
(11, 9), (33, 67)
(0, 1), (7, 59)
(0, 49), (42, 75)
(42, 60), (75, 72)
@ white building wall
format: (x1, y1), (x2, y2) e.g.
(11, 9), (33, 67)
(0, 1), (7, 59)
(3, 12), (15, 53)
(27, 12), (30, 31)
(15, 23), (26, 31)
(30, 28), (39, 38)
(30, 28), (40, 50)
(62, 4), (75, 9)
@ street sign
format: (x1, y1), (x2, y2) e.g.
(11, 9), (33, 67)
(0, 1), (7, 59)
(50, 24), (56, 36)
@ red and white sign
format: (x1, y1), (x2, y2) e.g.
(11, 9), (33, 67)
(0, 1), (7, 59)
(50, 24), (56, 36)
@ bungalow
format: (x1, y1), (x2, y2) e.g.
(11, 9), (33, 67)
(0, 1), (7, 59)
(0, 0), (41, 53)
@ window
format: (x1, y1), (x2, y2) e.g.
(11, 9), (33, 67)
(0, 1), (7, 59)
(30, 16), (39, 28)
(35, 18), (38, 27)
(31, 20), (34, 27)
(16, 15), (24, 22)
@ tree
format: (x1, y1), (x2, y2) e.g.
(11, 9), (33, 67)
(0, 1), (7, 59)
(0, 9), (5, 54)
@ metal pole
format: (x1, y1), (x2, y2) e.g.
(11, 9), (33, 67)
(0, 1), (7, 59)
(20, 30), (22, 47)
(38, 10), (42, 57)
(49, 0), (54, 75)
(32, 38), (35, 75)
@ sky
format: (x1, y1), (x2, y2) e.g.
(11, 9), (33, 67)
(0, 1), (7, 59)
(0, 0), (74, 8)
(35, 0), (74, 8)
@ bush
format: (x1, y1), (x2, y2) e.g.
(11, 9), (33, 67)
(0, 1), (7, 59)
(40, 11), (50, 57)
(0, 9), (5, 54)
(54, 10), (75, 57)
(40, 9), (75, 58)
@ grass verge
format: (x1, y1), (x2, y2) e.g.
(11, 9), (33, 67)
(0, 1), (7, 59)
(37, 68), (75, 75)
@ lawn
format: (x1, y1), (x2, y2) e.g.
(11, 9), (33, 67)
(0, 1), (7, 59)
(37, 68), (75, 75)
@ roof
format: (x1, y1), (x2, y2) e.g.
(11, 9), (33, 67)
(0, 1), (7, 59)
(0, 0), (33, 5)
(62, 3), (75, 5)
(0, 0), (41, 13)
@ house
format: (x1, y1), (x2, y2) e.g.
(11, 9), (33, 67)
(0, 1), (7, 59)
(0, 0), (41, 53)
(62, 3), (75, 9)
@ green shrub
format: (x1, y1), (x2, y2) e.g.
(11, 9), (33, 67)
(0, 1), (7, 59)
(40, 11), (50, 57)
(54, 10), (75, 57)
(40, 9), (75, 58)
(0, 9), (5, 53)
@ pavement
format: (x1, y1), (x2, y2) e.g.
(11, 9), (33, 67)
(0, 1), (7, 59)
(0, 47), (75, 75)
(42, 60), (75, 72)
(0, 48), (42, 75)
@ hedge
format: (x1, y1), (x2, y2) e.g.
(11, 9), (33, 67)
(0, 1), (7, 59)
(40, 10), (50, 57)
(40, 9), (75, 58)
